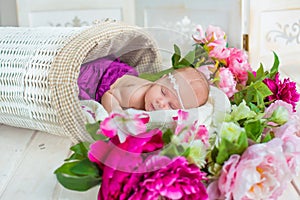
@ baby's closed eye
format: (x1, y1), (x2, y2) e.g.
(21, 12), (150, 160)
(161, 87), (166, 96)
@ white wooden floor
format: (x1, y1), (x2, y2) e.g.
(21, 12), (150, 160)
(0, 68), (300, 200)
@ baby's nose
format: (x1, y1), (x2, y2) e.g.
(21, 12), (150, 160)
(157, 98), (168, 109)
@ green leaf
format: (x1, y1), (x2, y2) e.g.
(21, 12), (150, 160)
(160, 143), (180, 158)
(54, 161), (101, 191)
(175, 64), (189, 69)
(244, 86), (255, 103)
(86, 122), (108, 141)
(177, 50), (195, 68)
(172, 44), (181, 67)
(182, 147), (191, 157)
(244, 120), (264, 141)
(253, 81), (273, 98)
(268, 52), (279, 79)
(255, 91), (265, 110)
(139, 68), (174, 82)
(211, 146), (219, 163)
(162, 129), (174, 144)
(216, 132), (248, 165)
(248, 102), (261, 113)
(261, 132), (274, 143)
(253, 64), (267, 83)
(247, 71), (256, 85)
(70, 159), (100, 177)
(233, 90), (246, 105)
(65, 142), (90, 161)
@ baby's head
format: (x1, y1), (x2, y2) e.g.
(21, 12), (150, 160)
(144, 67), (210, 111)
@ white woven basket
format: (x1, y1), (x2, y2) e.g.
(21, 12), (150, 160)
(0, 20), (162, 142)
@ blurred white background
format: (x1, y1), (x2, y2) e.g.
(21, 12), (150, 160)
(0, 0), (299, 76)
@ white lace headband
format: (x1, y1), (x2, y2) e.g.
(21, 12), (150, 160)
(168, 73), (185, 109)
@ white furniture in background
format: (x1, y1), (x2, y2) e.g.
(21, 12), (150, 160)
(248, 0), (300, 84)
(16, 0), (244, 68)
(135, 0), (244, 68)
(16, 0), (135, 27)
(135, 0), (243, 47)
(13, 0), (300, 71)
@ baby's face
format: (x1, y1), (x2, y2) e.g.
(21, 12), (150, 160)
(144, 70), (209, 111)
(144, 83), (182, 111)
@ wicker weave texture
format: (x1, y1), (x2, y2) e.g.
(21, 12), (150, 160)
(0, 21), (162, 142)
(0, 27), (85, 136)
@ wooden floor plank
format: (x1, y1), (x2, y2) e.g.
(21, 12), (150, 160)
(279, 181), (300, 200)
(0, 130), (73, 200)
(54, 184), (99, 200)
(0, 125), (35, 196)
(292, 176), (300, 196)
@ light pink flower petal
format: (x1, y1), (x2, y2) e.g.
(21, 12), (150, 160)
(218, 67), (238, 98)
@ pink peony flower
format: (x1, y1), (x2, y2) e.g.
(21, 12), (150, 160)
(129, 156), (208, 200)
(209, 139), (293, 200)
(205, 25), (227, 42)
(264, 100), (293, 118)
(263, 72), (300, 111)
(207, 154), (240, 200)
(227, 48), (252, 85)
(272, 111), (300, 176)
(264, 100), (294, 125)
(173, 110), (209, 146)
(207, 40), (231, 60)
(192, 25), (207, 44)
(193, 24), (227, 45)
(173, 109), (189, 135)
(197, 64), (215, 81)
(278, 133), (300, 176)
(218, 67), (238, 98)
(100, 112), (149, 142)
(88, 128), (164, 172)
(88, 129), (165, 200)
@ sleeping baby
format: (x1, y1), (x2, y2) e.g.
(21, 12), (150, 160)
(78, 58), (210, 113)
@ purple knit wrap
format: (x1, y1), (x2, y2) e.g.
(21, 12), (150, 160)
(77, 58), (138, 102)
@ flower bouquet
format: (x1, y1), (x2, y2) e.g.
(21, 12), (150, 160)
(54, 25), (300, 200)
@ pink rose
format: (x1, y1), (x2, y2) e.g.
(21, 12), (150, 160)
(218, 67), (238, 98)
